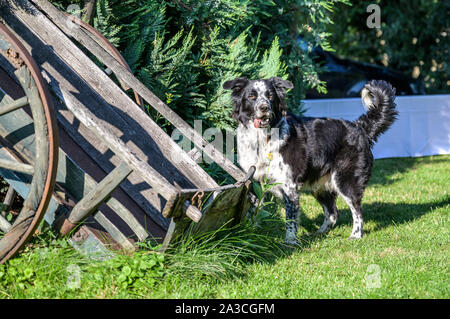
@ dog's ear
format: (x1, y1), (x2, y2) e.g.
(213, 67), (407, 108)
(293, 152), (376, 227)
(269, 77), (293, 116)
(269, 77), (293, 100)
(223, 77), (250, 124)
(223, 77), (249, 93)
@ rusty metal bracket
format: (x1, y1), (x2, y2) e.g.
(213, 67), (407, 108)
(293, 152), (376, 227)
(191, 190), (205, 210)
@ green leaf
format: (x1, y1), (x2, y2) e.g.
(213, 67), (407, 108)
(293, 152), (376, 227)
(117, 273), (127, 283)
(121, 265), (132, 276)
(252, 181), (263, 200)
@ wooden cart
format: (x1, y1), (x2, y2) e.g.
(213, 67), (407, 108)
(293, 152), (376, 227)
(0, 0), (253, 263)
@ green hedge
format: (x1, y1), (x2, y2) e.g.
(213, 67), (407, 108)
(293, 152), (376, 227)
(327, 0), (449, 94)
(51, 0), (349, 130)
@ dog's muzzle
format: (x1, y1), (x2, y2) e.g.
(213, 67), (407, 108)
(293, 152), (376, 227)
(254, 103), (272, 128)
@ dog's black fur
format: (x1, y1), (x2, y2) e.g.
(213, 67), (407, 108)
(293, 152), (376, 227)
(223, 77), (397, 243)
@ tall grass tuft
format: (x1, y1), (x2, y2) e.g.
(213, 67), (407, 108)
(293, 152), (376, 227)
(164, 213), (288, 281)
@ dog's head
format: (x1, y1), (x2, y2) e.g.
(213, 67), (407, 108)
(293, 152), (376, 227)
(223, 77), (293, 128)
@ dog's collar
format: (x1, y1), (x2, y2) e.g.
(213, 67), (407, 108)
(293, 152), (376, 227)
(265, 116), (289, 142)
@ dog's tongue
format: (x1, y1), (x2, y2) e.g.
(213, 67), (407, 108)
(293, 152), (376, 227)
(254, 118), (262, 128)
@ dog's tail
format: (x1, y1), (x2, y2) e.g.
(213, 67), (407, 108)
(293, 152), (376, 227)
(356, 80), (398, 143)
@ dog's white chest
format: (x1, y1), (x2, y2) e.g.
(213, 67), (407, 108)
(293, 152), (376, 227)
(236, 121), (291, 186)
(237, 124), (270, 179)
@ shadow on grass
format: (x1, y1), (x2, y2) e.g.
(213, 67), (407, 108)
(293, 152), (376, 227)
(164, 193), (448, 288)
(164, 156), (450, 281)
(300, 195), (450, 237)
(370, 156), (449, 186)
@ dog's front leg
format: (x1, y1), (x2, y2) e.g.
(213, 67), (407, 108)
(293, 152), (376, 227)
(282, 189), (299, 245)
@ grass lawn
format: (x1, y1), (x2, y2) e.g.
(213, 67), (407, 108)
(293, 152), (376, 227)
(0, 155), (448, 299)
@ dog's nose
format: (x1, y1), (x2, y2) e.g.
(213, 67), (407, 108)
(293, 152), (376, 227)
(258, 104), (269, 112)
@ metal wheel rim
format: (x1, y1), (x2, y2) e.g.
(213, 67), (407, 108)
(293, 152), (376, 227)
(0, 22), (58, 264)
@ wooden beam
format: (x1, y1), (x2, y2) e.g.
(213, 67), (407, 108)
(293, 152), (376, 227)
(12, 0), (218, 189)
(0, 158), (33, 175)
(3, 186), (17, 209)
(105, 195), (149, 241)
(0, 96), (28, 116)
(58, 87), (178, 201)
(32, 0), (246, 182)
(59, 160), (132, 233)
(93, 211), (134, 251)
(0, 215), (12, 233)
(0, 75), (154, 242)
(3, 1), (220, 229)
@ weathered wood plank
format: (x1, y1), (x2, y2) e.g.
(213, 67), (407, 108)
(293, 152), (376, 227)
(160, 220), (176, 251)
(3, 186), (16, 209)
(0, 76), (154, 241)
(93, 211), (135, 251)
(104, 195), (149, 241)
(55, 84), (178, 201)
(33, 0), (246, 182)
(63, 161), (132, 229)
(0, 96), (28, 116)
(0, 157), (33, 175)
(160, 180), (252, 250)
(0, 214), (12, 232)
(162, 166), (255, 219)
(54, 143), (152, 241)
(3, 2), (220, 230)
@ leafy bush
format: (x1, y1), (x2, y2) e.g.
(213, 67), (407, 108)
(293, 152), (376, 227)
(0, 230), (165, 297)
(88, 250), (165, 291)
(0, 214), (287, 297)
(327, 0), (449, 94)
(51, 0), (349, 130)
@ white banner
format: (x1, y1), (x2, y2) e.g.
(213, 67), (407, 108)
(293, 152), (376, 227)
(303, 94), (450, 159)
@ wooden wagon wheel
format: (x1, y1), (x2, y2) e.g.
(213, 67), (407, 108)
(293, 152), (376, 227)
(0, 22), (58, 264)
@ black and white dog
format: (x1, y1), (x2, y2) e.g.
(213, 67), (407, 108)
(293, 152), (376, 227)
(223, 77), (397, 244)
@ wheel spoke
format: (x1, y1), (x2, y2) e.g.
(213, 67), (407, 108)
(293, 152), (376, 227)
(0, 96), (29, 116)
(2, 186), (16, 208)
(0, 214), (12, 233)
(0, 158), (34, 175)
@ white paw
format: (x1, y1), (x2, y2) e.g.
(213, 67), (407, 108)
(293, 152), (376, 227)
(348, 231), (363, 239)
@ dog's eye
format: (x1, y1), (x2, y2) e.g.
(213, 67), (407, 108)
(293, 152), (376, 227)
(269, 94), (274, 100)
(248, 95), (256, 100)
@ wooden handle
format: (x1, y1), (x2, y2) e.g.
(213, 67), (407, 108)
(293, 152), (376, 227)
(183, 200), (202, 223)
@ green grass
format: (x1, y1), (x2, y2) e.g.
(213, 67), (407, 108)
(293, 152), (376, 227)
(0, 155), (449, 298)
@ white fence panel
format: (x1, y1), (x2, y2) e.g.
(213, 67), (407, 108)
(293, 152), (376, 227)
(303, 95), (450, 159)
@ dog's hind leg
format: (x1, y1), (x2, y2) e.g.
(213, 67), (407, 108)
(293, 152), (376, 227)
(332, 174), (365, 239)
(342, 197), (363, 239)
(314, 191), (338, 234)
(335, 180), (364, 238)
